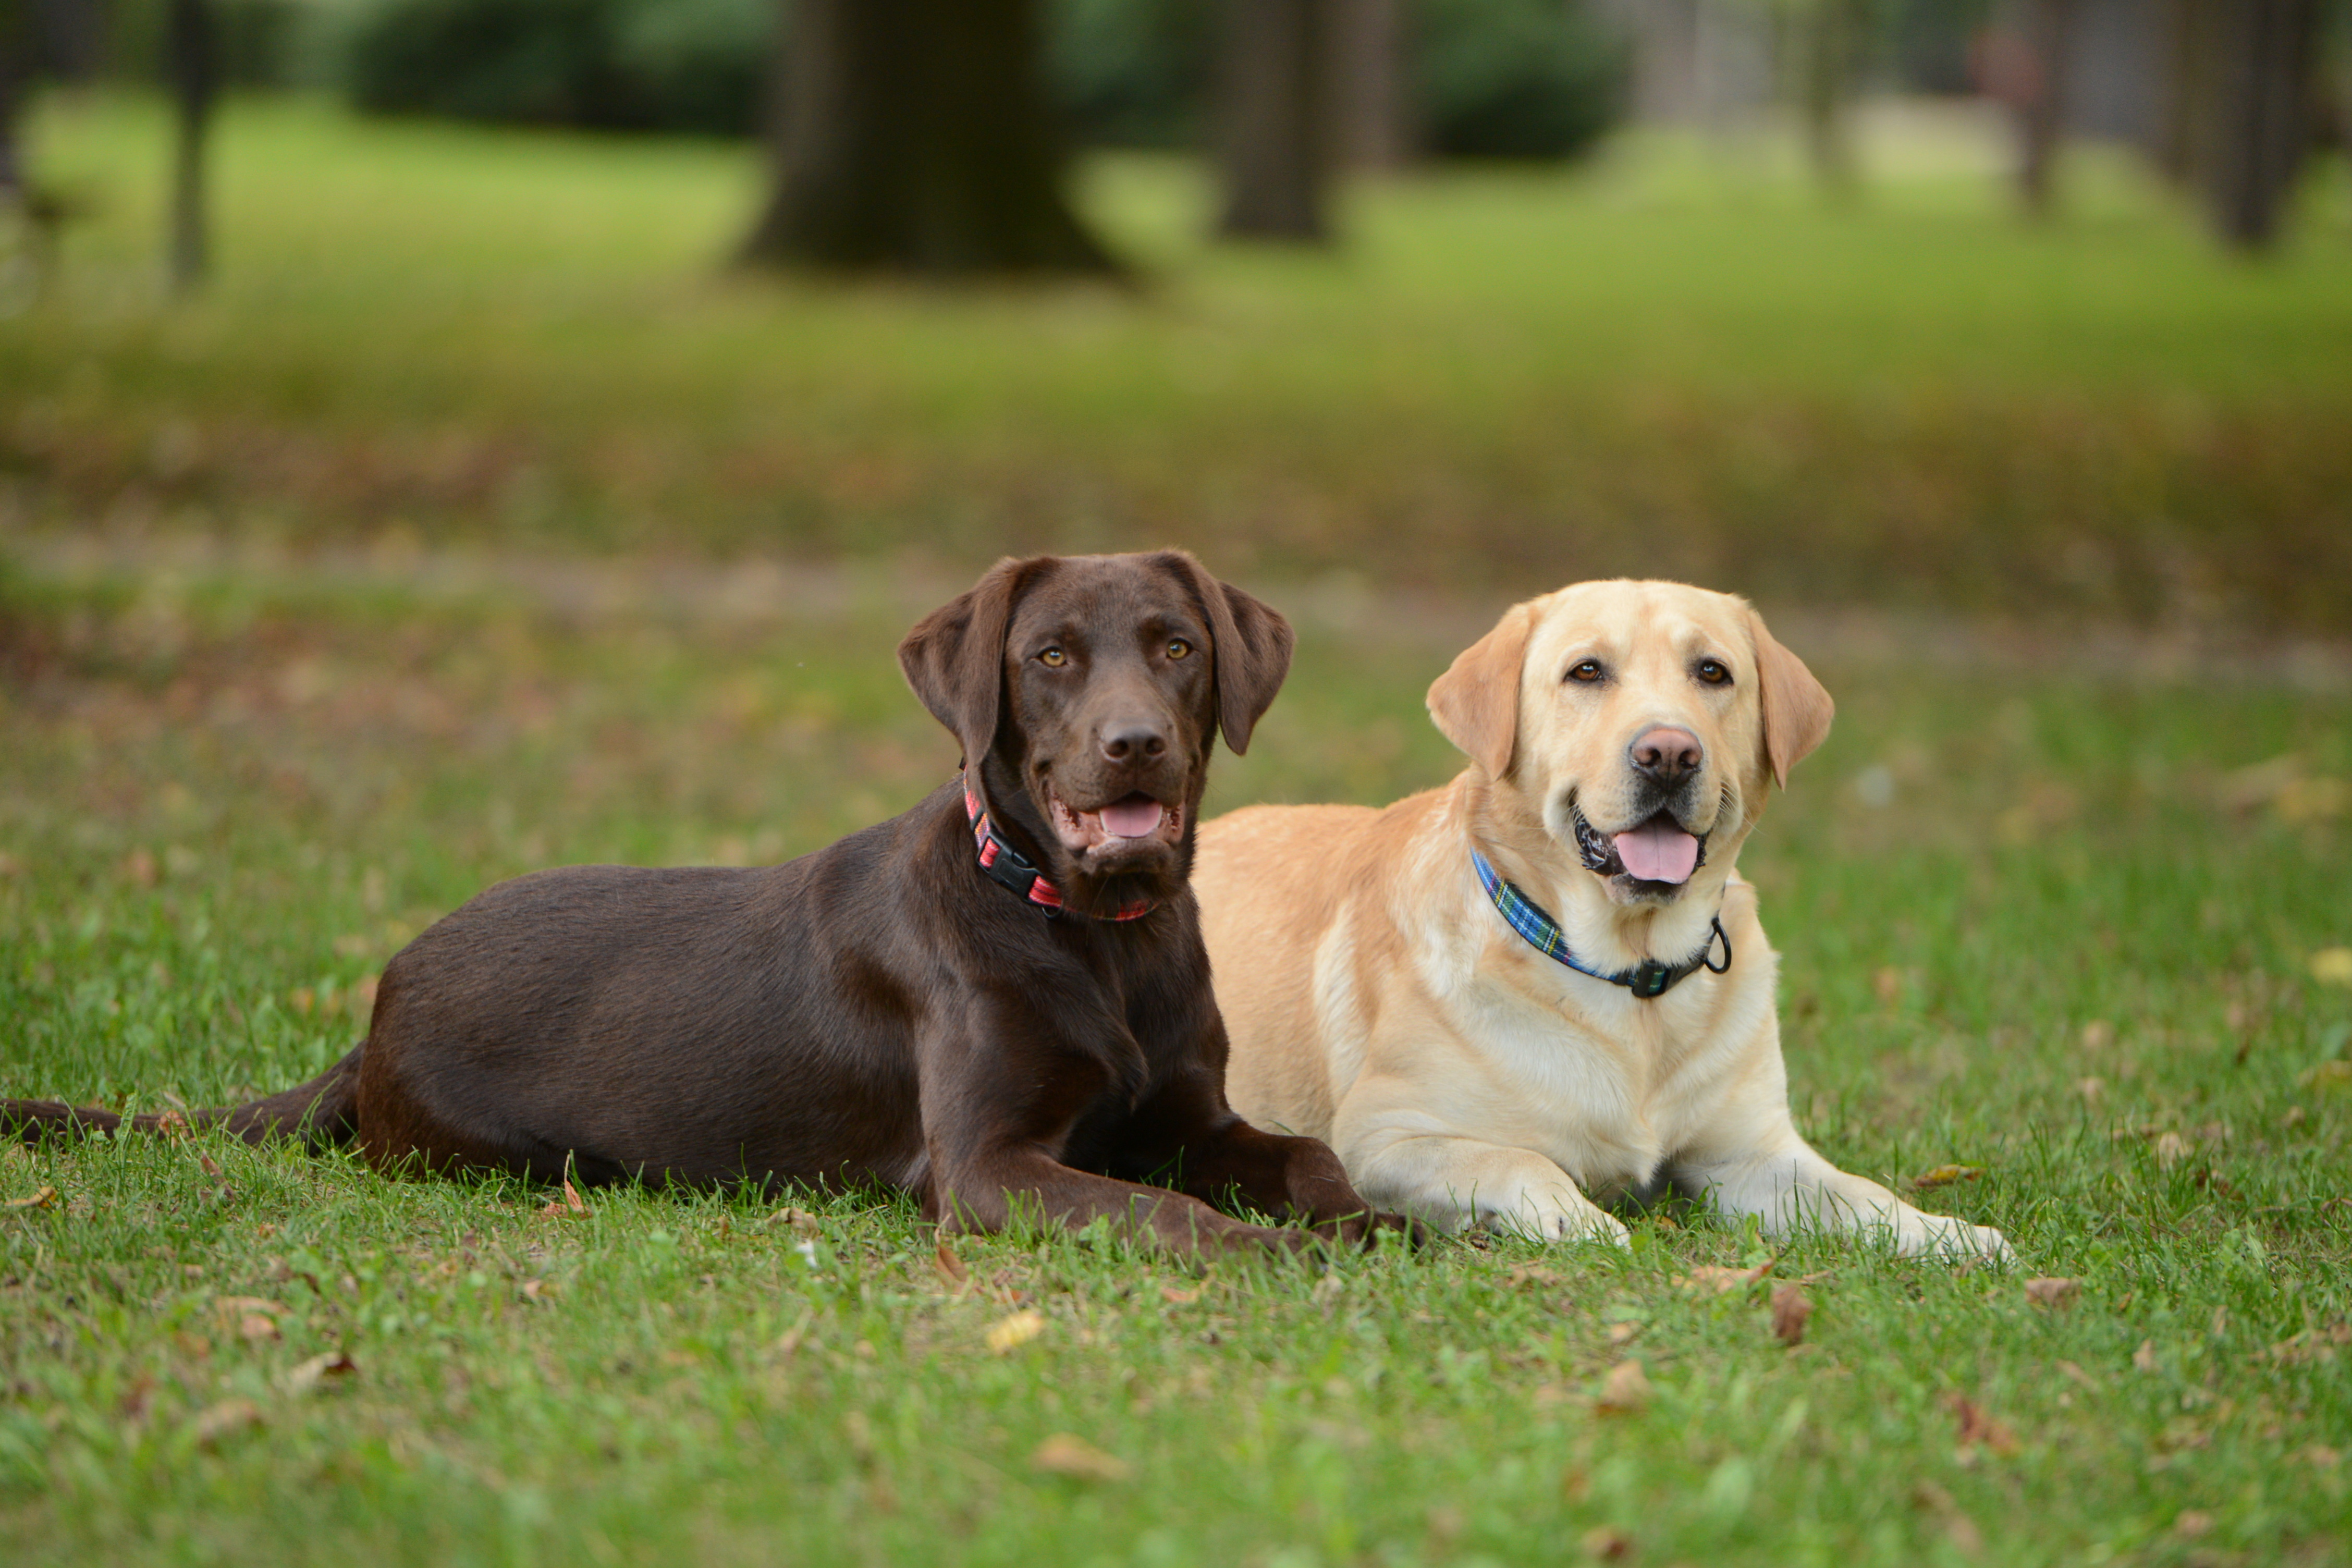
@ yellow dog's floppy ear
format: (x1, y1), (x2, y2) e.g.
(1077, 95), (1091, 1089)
(1747, 607), (1833, 788)
(1427, 603), (1533, 779)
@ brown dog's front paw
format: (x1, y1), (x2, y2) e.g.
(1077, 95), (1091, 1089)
(1310, 1208), (1432, 1252)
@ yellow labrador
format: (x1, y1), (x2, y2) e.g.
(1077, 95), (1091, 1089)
(1196, 580), (2007, 1258)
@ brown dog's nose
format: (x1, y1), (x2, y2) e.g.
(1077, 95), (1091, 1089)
(1100, 721), (1169, 765)
(1629, 726), (1703, 786)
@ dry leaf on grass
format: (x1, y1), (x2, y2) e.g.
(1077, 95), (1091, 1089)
(1160, 1284), (1200, 1305)
(1949, 1395), (2019, 1457)
(1596, 1359), (1652, 1414)
(1031, 1432), (1131, 1483)
(283, 1352), (357, 1394)
(767, 1207), (821, 1233)
(933, 1239), (967, 1287)
(5, 1185), (55, 1210)
(521, 1278), (557, 1303)
(191, 1399), (263, 1448)
(1675, 1260), (1774, 1294)
(1770, 1284), (1813, 1346)
(1578, 1525), (1633, 1560)
(985, 1309), (1046, 1354)
(537, 1180), (589, 1219)
(2153, 1132), (2190, 1169)
(1914, 1164), (1983, 1189)
(2024, 1277), (2082, 1309)
(197, 1154), (223, 1178)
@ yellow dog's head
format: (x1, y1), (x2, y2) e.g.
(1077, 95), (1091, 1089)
(1428, 580), (1832, 908)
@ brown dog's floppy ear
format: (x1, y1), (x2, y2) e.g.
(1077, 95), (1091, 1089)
(1427, 603), (1532, 779)
(1747, 607), (1834, 788)
(898, 557), (1043, 764)
(1160, 552), (1294, 755)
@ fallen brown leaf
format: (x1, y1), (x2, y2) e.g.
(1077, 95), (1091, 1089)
(1770, 1284), (1813, 1346)
(767, 1206), (821, 1233)
(521, 1278), (557, 1303)
(536, 1179), (589, 1219)
(1675, 1260), (1774, 1294)
(933, 1239), (967, 1286)
(1578, 1525), (1633, 1560)
(197, 1154), (223, 1178)
(1031, 1432), (1130, 1483)
(1914, 1164), (1984, 1189)
(239, 1313), (280, 1341)
(283, 1352), (358, 1394)
(1596, 1359), (1652, 1414)
(5, 1185), (55, 1210)
(1160, 1284), (1200, 1305)
(2024, 1277), (2082, 1309)
(190, 1399), (263, 1448)
(1949, 1394), (2019, 1456)
(1606, 1320), (1641, 1346)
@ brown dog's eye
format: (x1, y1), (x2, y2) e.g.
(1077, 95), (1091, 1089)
(1695, 658), (1732, 686)
(1038, 648), (1068, 668)
(1166, 639), (1192, 660)
(1566, 659), (1604, 683)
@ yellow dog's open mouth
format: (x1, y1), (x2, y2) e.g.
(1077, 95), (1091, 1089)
(1574, 806), (1705, 887)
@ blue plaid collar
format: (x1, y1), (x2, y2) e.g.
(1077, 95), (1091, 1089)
(1468, 847), (1729, 999)
(963, 780), (1155, 922)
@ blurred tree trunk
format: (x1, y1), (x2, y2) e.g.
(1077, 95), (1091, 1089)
(1216, 0), (1336, 241)
(737, 0), (1116, 276)
(1788, 0), (1871, 195)
(1331, 0), (1407, 171)
(166, 0), (216, 291)
(2195, 0), (2321, 250)
(1, 0), (29, 203)
(2011, 0), (2079, 220)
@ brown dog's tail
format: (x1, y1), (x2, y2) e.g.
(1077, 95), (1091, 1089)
(3, 1044), (365, 1151)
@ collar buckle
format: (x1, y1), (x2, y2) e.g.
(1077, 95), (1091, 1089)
(1627, 962), (1673, 999)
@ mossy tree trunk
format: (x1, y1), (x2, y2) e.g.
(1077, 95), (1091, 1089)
(737, 0), (1116, 277)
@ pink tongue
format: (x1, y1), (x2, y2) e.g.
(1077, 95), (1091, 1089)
(1099, 798), (1165, 839)
(1614, 820), (1699, 883)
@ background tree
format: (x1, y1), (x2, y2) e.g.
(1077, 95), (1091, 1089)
(737, 0), (1115, 276)
(167, 0), (217, 290)
(2187, 0), (2324, 250)
(1214, 0), (1336, 242)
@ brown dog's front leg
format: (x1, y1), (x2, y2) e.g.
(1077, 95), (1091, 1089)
(930, 1143), (1311, 1258)
(1119, 1069), (1423, 1248)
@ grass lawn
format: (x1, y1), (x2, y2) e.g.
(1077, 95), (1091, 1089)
(1, 549), (2348, 1566)
(4, 95), (2352, 630)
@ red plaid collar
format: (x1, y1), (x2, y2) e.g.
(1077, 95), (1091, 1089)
(963, 780), (1156, 922)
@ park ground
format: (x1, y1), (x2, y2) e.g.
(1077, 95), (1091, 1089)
(2, 93), (2350, 1566)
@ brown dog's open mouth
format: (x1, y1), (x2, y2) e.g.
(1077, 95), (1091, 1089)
(1050, 789), (1183, 858)
(1573, 806), (1705, 887)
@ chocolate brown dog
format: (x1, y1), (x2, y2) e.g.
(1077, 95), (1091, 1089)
(6, 552), (1405, 1256)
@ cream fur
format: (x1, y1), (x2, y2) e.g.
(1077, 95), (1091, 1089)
(1196, 580), (2008, 1258)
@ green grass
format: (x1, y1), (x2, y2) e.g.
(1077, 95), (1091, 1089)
(5, 94), (2352, 629)
(3, 553), (2350, 1566)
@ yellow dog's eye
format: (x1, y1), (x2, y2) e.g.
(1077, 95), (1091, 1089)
(1695, 658), (1732, 686)
(1038, 647), (1068, 668)
(1166, 639), (1192, 660)
(1567, 659), (1604, 683)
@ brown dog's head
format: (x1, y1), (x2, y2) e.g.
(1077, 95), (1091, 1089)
(1428, 580), (1832, 910)
(900, 551), (1293, 915)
